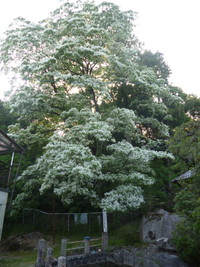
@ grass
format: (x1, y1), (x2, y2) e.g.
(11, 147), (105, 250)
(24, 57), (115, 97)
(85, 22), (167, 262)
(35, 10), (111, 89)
(0, 220), (143, 266)
(0, 250), (36, 267)
(109, 221), (142, 247)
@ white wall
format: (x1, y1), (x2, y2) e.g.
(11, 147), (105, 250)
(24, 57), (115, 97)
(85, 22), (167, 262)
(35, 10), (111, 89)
(0, 189), (8, 241)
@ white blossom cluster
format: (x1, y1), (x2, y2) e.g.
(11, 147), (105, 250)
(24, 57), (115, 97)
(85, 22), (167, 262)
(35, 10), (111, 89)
(100, 185), (144, 212)
(13, 107), (173, 212)
(106, 108), (137, 136)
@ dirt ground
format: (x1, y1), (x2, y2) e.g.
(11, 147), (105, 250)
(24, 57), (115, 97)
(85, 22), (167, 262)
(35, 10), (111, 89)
(0, 232), (46, 252)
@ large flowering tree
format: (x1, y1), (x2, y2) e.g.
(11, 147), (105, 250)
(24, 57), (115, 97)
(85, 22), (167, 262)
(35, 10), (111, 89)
(0, 0), (175, 212)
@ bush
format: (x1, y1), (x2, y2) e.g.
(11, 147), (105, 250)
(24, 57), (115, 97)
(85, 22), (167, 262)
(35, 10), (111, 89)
(173, 185), (200, 265)
(172, 219), (200, 266)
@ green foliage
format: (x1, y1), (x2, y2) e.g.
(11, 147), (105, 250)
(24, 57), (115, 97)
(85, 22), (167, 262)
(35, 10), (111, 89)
(139, 50), (171, 81)
(162, 86), (190, 130)
(168, 120), (200, 172)
(185, 94), (200, 119)
(109, 221), (141, 246)
(174, 189), (198, 216)
(172, 218), (200, 265)
(139, 158), (177, 212)
(173, 189), (200, 265)
(0, 100), (17, 132)
(167, 118), (200, 264)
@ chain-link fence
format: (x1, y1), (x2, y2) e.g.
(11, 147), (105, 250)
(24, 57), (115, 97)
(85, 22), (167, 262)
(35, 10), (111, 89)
(22, 208), (135, 235)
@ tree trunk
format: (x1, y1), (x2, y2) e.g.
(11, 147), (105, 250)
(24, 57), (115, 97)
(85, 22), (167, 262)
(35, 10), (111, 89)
(89, 86), (100, 113)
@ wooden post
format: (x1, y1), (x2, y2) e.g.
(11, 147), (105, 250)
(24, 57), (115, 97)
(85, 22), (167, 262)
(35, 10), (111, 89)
(45, 247), (53, 267)
(102, 232), (108, 250)
(60, 239), (67, 256)
(35, 239), (46, 267)
(84, 237), (90, 254)
(58, 256), (66, 267)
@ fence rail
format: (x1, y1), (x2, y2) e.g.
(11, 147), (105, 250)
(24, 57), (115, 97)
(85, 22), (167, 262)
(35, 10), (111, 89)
(66, 238), (102, 251)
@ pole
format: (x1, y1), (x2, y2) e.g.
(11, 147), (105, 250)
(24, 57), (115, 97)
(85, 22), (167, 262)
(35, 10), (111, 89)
(102, 210), (108, 233)
(7, 152), (15, 187)
(9, 151), (23, 206)
(102, 210), (108, 250)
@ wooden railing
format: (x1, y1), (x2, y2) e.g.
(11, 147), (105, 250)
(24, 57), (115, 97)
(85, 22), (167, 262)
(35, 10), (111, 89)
(63, 237), (102, 255)
(36, 232), (108, 267)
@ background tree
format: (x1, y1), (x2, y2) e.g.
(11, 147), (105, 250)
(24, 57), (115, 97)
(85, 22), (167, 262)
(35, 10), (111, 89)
(162, 86), (189, 131)
(185, 94), (200, 119)
(168, 119), (200, 172)
(139, 50), (171, 81)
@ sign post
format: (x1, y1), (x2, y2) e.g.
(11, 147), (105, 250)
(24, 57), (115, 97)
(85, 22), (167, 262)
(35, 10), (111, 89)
(102, 210), (108, 250)
(102, 210), (108, 233)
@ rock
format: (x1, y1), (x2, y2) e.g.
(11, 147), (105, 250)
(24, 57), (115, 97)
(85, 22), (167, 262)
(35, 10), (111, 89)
(152, 252), (188, 267)
(156, 237), (176, 252)
(141, 209), (182, 243)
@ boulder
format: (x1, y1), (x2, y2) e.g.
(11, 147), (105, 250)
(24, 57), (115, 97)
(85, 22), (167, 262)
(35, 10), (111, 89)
(141, 209), (182, 244)
(156, 237), (176, 252)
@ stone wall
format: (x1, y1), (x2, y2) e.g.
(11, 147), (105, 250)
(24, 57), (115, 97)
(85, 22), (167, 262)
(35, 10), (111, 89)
(107, 246), (188, 267)
(65, 252), (107, 267)
(64, 247), (188, 267)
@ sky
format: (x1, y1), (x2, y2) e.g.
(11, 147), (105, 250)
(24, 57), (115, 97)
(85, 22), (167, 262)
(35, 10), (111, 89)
(0, 0), (200, 100)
